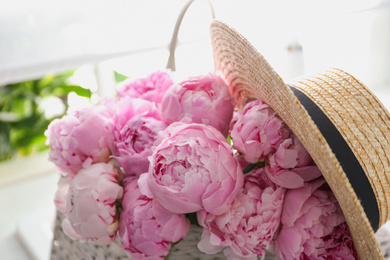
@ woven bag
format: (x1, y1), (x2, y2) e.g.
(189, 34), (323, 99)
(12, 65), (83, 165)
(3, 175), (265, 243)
(51, 212), (230, 260)
(50, 211), (390, 259)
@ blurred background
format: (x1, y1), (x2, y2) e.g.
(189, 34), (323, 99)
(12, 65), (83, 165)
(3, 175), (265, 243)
(1, 0), (390, 259)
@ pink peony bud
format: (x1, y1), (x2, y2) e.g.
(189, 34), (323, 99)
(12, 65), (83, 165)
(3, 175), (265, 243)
(119, 176), (190, 260)
(271, 178), (356, 259)
(229, 100), (290, 164)
(139, 123), (244, 215)
(198, 168), (285, 259)
(116, 70), (174, 106)
(45, 105), (113, 177)
(112, 97), (167, 177)
(63, 163), (123, 245)
(160, 72), (234, 136)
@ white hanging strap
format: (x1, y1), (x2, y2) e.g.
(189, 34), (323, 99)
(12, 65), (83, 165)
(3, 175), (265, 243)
(166, 0), (215, 71)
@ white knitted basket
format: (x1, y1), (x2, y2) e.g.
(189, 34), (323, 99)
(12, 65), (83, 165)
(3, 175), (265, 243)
(50, 210), (390, 260)
(50, 212), (233, 260)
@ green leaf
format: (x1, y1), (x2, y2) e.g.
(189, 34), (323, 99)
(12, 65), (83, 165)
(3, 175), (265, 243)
(185, 212), (200, 226)
(242, 160), (266, 174)
(42, 85), (91, 98)
(227, 135), (232, 145)
(0, 122), (13, 161)
(114, 71), (129, 83)
(243, 163), (257, 174)
(67, 85), (92, 97)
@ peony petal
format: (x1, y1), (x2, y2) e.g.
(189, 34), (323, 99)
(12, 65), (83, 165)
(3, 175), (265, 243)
(266, 168), (304, 189)
(292, 165), (322, 182)
(138, 173), (155, 199)
(198, 229), (225, 254)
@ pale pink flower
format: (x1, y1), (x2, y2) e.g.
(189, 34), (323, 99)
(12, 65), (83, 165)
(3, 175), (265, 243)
(119, 176), (190, 260)
(271, 178), (356, 259)
(61, 218), (85, 241)
(198, 168), (285, 259)
(112, 97), (167, 177)
(116, 70), (174, 106)
(160, 72), (234, 135)
(45, 105), (113, 177)
(265, 135), (322, 189)
(63, 163), (123, 245)
(229, 100), (289, 164)
(320, 222), (356, 259)
(139, 123), (244, 215)
(54, 176), (72, 214)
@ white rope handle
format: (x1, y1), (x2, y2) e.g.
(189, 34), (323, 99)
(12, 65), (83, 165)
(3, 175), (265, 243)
(166, 0), (215, 71)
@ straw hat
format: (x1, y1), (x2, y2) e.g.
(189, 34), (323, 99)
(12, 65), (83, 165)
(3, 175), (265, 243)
(210, 20), (390, 259)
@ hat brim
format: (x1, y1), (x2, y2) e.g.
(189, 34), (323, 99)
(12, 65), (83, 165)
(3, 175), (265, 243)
(210, 20), (382, 259)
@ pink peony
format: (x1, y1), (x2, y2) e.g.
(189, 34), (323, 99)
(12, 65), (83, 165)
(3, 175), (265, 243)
(271, 178), (356, 259)
(139, 123), (244, 215)
(198, 168), (285, 259)
(63, 163), (123, 245)
(45, 105), (113, 177)
(265, 135), (322, 189)
(119, 176), (190, 260)
(160, 72), (234, 135)
(112, 97), (167, 177)
(320, 222), (356, 259)
(116, 70), (174, 106)
(229, 100), (290, 164)
(54, 176), (72, 214)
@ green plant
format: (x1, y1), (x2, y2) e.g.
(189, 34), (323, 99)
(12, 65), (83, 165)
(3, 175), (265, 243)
(114, 71), (129, 84)
(0, 70), (92, 162)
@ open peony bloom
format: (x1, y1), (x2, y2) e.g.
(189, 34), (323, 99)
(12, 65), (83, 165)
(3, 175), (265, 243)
(197, 168), (285, 260)
(271, 178), (356, 260)
(45, 105), (113, 177)
(116, 70), (174, 106)
(160, 72), (234, 136)
(138, 123), (244, 215)
(229, 100), (290, 164)
(112, 97), (167, 177)
(119, 176), (190, 260)
(265, 135), (322, 189)
(63, 163), (123, 246)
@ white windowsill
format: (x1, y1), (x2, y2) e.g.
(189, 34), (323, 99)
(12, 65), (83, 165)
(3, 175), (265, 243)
(0, 152), (54, 188)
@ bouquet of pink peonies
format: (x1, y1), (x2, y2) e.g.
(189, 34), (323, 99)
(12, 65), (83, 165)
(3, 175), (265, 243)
(47, 70), (357, 260)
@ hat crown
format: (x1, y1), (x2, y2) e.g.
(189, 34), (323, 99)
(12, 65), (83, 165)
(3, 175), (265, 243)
(290, 69), (390, 228)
